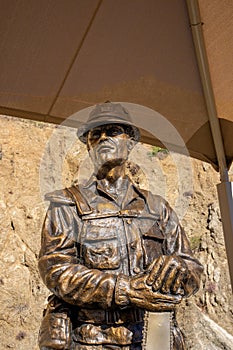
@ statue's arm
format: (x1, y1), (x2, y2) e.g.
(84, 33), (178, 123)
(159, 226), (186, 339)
(149, 197), (204, 297)
(38, 202), (116, 309)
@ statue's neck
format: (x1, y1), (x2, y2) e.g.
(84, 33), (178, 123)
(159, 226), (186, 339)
(97, 164), (127, 195)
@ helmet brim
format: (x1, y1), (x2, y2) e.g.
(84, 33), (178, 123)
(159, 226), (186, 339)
(77, 116), (140, 143)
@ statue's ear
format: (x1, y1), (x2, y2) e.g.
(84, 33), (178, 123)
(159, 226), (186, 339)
(127, 138), (136, 152)
(86, 133), (91, 151)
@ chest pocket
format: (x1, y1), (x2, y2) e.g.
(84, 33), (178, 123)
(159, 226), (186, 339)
(81, 218), (121, 270)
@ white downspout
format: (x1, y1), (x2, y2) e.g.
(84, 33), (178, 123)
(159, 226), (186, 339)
(186, 0), (233, 291)
(186, 0), (228, 182)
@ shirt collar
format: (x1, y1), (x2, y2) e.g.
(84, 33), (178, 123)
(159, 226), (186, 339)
(82, 174), (147, 206)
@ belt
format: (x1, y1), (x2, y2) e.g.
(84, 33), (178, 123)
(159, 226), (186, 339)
(77, 308), (145, 325)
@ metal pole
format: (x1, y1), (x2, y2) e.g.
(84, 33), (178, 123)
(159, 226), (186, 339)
(217, 182), (233, 288)
(186, 0), (233, 290)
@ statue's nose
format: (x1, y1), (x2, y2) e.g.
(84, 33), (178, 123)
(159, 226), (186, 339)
(99, 130), (108, 142)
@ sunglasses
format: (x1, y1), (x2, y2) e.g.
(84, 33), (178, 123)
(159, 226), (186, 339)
(88, 125), (126, 141)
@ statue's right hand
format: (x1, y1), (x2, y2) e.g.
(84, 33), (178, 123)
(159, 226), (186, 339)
(128, 273), (182, 311)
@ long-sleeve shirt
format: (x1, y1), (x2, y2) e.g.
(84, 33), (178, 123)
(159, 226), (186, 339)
(39, 176), (203, 310)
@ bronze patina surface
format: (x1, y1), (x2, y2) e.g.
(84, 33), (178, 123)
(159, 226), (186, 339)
(38, 102), (203, 350)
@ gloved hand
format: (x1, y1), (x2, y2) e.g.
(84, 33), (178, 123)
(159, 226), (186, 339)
(115, 270), (182, 312)
(129, 272), (182, 311)
(146, 255), (189, 296)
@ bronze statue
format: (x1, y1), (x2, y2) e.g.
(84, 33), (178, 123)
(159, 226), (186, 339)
(38, 102), (203, 350)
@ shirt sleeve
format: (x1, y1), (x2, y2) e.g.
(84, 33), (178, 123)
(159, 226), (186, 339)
(159, 196), (203, 296)
(38, 202), (116, 308)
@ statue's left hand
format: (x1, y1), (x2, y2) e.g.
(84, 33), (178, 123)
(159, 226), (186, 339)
(146, 256), (188, 296)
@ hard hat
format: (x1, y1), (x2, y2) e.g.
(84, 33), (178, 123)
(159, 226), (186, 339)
(77, 102), (140, 143)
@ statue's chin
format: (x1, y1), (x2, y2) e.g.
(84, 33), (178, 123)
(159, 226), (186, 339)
(95, 158), (125, 179)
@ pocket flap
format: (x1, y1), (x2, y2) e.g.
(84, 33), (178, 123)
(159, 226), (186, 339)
(39, 312), (71, 349)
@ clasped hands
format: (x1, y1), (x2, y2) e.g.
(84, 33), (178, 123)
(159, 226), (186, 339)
(127, 255), (189, 311)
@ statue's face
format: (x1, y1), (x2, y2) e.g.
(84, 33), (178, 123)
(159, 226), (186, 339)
(87, 124), (134, 172)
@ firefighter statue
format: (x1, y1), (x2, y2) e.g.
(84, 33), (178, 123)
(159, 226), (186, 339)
(38, 102), (203, 350)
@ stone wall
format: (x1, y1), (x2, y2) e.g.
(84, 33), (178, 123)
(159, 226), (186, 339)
(0, 115), (232, 350)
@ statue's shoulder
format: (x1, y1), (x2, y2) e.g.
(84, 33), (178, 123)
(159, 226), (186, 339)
(139, 188), (169, 215)
(44, 188), (75, 204)
(139, 187), (166, 204)
(45, 184), (91, 215)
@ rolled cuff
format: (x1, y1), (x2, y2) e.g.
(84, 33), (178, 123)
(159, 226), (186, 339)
(115, 274), (130, 306)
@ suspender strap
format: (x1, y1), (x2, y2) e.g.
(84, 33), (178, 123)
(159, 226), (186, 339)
(66, 185), (92, 216)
